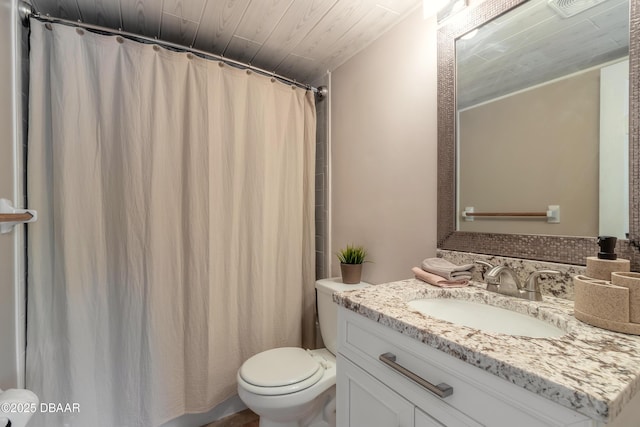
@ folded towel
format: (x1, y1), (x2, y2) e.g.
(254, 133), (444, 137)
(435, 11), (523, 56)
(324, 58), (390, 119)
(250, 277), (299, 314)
(412, 267), (469, 288)
(421, 257), (474, 280)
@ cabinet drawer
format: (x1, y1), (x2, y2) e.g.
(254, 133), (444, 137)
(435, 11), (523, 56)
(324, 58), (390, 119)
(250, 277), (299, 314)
(338, 307), (593, 427)
(416, 408), (445, 427)
(337, 354), (415, 427)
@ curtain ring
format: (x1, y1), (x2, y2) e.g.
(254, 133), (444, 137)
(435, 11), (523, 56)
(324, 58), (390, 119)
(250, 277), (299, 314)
(153, 45), (160, 52)
(75, 28), (85, 36)
(218, 62), (224, 67)
(186, 53), (194, 60)
(44, 23), (52, 31)
(246, 69), (252, 75)
(116, 36), (124, 44)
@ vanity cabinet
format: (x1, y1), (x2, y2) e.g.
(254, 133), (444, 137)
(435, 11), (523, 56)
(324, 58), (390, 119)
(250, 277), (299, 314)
(336, 307), (596, 427)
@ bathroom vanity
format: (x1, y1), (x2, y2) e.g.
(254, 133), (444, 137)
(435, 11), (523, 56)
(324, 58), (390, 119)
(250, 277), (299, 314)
(334, 280), (640, 426)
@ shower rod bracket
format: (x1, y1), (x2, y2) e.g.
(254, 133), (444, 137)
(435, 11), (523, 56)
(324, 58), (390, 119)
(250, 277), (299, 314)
(18, 0), (34, 26)
(0, 198), (37, 234)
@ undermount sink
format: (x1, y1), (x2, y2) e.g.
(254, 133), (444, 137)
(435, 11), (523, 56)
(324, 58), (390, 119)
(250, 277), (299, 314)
(407, 298), (565, 338)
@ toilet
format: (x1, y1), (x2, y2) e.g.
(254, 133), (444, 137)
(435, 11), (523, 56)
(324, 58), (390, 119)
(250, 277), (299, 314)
(0, 388), (38, 427)
(237, 278), (370, 427)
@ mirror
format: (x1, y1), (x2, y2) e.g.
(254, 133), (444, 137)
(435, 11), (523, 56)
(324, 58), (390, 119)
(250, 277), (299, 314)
(437, 0), (640, 267)
(456, 0), (629, 239)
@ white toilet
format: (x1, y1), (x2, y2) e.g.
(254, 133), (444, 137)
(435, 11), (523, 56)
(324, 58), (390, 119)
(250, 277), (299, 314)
(237, 278), (370, 427)
(0, 388), (38, 427)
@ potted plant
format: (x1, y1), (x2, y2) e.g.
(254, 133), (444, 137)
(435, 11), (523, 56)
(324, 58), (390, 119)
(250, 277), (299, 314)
(337, 244), (368, 284)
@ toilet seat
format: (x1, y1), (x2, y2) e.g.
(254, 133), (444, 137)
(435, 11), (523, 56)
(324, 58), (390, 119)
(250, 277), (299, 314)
(239, 347), (325, 396)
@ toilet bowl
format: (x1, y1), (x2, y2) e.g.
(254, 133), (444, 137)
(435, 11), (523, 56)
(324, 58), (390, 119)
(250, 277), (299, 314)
(0, 389), (39, 427)
(237, 278), (370, 427)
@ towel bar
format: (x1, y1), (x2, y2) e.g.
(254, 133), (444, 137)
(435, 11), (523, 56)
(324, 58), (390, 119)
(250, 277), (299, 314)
(0, 199), (37, 234)
(0, 212), (33, 222)
(462, 206), (560, 223)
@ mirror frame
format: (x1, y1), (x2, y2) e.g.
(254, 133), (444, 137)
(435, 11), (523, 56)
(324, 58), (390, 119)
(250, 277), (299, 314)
(437, 0), (640, 268)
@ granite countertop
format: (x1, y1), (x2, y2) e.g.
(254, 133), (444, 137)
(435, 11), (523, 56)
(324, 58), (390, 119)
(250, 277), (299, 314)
(333, 279), (640, 423)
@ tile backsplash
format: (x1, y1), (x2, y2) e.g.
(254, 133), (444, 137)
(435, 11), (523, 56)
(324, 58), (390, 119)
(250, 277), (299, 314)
(438, 249), (586, 300)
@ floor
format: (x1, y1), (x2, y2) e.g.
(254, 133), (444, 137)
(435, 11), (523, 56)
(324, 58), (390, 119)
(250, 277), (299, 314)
(203, 409), (259, 427)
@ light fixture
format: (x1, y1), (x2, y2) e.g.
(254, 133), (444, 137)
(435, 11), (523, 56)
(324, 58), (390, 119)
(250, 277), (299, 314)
(460, 28), (478, 40)
(423, 0), (451, 18)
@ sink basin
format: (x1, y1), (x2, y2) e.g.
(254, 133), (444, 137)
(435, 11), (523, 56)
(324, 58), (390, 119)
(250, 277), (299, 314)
(407, 298), (565, 338)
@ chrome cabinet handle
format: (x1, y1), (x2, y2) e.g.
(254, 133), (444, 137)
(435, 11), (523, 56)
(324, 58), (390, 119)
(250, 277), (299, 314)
(379, 352), (453, 398)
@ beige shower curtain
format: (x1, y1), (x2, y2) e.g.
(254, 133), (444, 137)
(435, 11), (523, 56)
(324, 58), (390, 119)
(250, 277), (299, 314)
(26, 19), (316, 427)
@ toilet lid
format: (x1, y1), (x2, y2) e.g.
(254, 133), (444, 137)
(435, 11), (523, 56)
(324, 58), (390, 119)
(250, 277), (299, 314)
(240, 347), (321, 388)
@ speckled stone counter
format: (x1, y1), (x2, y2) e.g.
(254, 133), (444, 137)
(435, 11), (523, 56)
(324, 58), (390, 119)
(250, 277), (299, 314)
(333, 279), (640, 423)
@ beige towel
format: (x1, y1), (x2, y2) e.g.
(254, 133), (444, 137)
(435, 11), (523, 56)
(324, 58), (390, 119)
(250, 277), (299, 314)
(412, 267), (469, 288)
(421, 257), (473, 280)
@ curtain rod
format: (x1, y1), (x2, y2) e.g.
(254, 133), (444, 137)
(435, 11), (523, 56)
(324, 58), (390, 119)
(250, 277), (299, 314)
(18, 1), (327, 97)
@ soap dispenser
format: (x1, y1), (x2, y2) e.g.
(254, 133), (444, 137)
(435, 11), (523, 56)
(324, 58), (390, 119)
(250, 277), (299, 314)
(585, 235), (630, 280)
(597, 236), (618, 260)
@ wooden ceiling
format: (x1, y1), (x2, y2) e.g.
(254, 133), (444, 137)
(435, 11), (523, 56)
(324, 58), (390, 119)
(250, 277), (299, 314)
(456, 0), (629, 109)
(29, 0), (422, 85)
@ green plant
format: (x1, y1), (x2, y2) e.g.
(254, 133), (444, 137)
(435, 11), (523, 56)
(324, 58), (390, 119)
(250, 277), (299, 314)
(336, 244), (368, 264)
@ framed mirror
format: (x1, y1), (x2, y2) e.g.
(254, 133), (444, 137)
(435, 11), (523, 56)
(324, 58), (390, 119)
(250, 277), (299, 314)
(437, 0), (640, 267)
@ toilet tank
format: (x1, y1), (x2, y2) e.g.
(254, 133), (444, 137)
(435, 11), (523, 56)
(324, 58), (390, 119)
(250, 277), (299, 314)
(315, 278), (370, 354)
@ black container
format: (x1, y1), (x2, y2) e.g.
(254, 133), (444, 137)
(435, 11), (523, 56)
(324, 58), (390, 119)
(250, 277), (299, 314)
(597, 236), (618, 260)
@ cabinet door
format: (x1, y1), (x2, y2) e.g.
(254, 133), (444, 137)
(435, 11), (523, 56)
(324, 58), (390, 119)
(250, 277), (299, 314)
(415, 408), (444, 427)
(337, 354), (414, 427)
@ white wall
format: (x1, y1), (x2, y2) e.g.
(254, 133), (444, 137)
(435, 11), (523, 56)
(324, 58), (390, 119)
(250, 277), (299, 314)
(0, 0), (25, 390)
(600, 59), (629, 239)
(458, 68), (600, 236)
(330, 9), (439, 284)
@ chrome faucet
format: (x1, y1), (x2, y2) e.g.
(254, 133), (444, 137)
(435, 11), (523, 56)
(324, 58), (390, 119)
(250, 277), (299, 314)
(475, 261), (560, 301)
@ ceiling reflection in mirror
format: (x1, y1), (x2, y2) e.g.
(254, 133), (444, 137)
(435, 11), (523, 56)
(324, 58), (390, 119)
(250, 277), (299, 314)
(455, 0), (629, 238)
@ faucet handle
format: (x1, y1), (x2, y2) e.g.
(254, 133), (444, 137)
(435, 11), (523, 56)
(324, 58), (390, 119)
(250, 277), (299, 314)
(474, 260), (494, 269)
(524, 270), (560, 299)
(474, 260), (495, 280)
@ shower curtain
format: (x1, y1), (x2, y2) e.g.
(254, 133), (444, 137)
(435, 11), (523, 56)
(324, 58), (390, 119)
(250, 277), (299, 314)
(26, 19), (316, 427)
